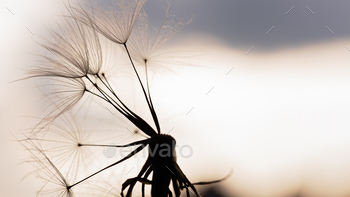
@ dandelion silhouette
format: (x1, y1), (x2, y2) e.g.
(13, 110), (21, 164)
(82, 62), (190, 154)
(22, 0), (231, 196)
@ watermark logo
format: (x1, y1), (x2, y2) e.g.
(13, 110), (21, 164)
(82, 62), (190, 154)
(103, 143), (118, 158)
(103, 143), (193, 159)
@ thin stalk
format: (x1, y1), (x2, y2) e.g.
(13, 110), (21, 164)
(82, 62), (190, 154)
(84, 75), (130, 117)
(123, 43), (161, 134)
(85, 89), (109, 102)
(144, 60), (160, 134)
(85, 75), (157, 137)
(79, 139), (149, 148)
(97, 74), (145, 121)
(68, 144), (147, 189)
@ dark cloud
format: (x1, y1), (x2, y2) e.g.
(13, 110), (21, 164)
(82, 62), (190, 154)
(144, 0), (350, 51)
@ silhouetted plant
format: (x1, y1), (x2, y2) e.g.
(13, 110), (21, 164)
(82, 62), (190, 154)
(21, 0), (230, 196)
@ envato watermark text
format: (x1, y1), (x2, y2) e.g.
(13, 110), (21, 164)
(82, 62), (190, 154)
(103, 142), (193, 159)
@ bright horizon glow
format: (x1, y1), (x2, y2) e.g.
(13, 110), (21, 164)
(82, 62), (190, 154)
(160, 37), (350, 197)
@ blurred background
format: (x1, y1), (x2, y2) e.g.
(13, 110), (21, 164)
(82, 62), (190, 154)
(2, 0), (350, 196)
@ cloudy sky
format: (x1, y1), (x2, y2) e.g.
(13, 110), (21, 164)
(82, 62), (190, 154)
(2, 0), (350, 197)
(145, 0), (350, 50)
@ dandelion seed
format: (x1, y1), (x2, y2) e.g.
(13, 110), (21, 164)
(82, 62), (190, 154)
(20, 138), (75, 197)
(33, 77), (86, 125)
(73, 0), (147, 45)
(32, 6), (103, 79)
(25, 113), (97, 183)
(128, 0), (194, 71)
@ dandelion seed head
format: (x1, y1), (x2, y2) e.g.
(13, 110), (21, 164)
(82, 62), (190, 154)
(21, 0), (228, 196)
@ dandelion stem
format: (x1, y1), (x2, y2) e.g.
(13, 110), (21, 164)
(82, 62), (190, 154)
(68, 144), (147, 189)
(143, 60), (160, 133)
(85, 89), (109, 102)
(84, 75), (157, 137)
(99, 73), (116, 94)
(79, 139), (149, 148)
(84, 75), (130, 116)
(97, 74), (148, 124)
(123, 43), (161, 134)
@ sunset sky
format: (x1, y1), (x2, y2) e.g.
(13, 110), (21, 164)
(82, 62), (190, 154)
(1, 0), (350, 197)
